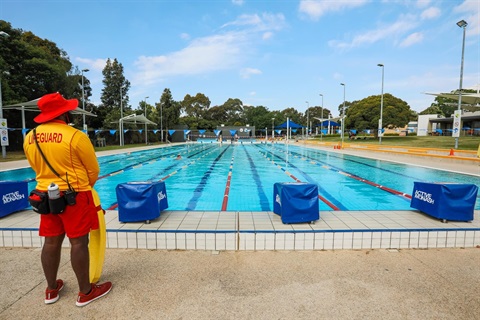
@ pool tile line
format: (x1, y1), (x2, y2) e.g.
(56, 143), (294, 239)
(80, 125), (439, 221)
(1, 209), (480, 251)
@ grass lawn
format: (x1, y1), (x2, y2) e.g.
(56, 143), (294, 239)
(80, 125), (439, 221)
(312, 135), (480, 150)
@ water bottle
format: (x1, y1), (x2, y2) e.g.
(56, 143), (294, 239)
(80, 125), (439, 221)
(48, 183), (60, 199)
(48, 182), (65, 214)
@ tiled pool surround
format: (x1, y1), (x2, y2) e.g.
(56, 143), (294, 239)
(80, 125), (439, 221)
(2, 142), (478, 251)
(1, 209), (479, 251)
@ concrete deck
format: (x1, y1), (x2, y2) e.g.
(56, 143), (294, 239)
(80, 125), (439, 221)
(1, 142), (480, 318)
(1, 142), (479, 251)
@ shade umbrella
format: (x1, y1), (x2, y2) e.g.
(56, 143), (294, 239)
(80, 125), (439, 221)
(425, 92), (480, 105)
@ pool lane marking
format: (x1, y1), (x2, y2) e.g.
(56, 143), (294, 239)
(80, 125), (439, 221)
(257, 145), (342, 211)
(323, 164), (412, 199)
(307, 148), (427, 181)
(274, 145), (412, 200)
(154, 146), (219, 182)
(221, 155), (235, 211)
(284, 145), (434, 198)
(239, 145), (271, 211)
(158, 147), (221, 181)
(105, 145), (220, 210)
(186, 146), (231, 210)
(98, 144), (213, 180)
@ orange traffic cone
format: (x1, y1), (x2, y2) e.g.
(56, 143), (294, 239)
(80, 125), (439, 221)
(449, 149), (455, 156)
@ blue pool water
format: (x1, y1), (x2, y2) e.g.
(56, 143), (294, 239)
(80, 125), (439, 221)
(2, 143), (479, 211)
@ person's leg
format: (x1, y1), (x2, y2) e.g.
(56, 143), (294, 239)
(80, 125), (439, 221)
(69, 234), (91, 294)
(41, 234), (65, 289)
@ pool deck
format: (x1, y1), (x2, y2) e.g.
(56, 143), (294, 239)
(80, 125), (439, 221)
(2, 142), (480, 319)
(1, 141), (479, 251)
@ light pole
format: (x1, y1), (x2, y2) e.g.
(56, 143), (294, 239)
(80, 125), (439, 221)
(0, 31), (9, 159)
(271, 117), (275, 141)
(81, 68), (89, 131)
(120, 87), (124, 146)
(160, 101), (163, 143)
(455, 19), (467, 149)
(305, 101), (309, 138)
(340, 83), (346, 147)
(319, 94), (324, 141)
(144, 96), (149, 145)
(377, 64), (384, 144)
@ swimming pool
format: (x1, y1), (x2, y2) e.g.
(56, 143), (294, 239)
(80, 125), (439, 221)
(2, 143), (479, 211)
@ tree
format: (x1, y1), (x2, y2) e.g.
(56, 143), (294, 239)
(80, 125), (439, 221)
(345, 94), (413, 137)
(243, 105), (274, 129)
(179, 93), (213, 130)
(178, 115), (215, 131)
(281, 107), (303, 125)
(156, 88), (180, 141)
(419, 105), (442, 116)
(305, 106), (332, 131)
(100, 58), (131, 129)
(270, 110), (285, 131)
(222, 98), (244, 125)
(204, 105), (228, 124)
(181, 93), (211, 118)
(337, 101), (352, 118)
(0, 20), (77, 129)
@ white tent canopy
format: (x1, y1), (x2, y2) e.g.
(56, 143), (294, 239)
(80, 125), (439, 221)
(117, 114), (157, 146)
(3, 98), (97, 116)
(2, 98), (97, 137)
(117, 114), (156, 125)
(425, 92), (480, 106)
(2, 98), (41, 110)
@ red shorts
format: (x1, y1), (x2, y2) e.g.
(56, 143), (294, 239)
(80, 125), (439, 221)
(39, 191), (99, 238)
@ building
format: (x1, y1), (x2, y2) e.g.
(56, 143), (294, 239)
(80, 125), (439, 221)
(416, 111), (480, 136)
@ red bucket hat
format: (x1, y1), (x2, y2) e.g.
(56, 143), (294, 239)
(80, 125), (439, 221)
(34, 93), (79, 124)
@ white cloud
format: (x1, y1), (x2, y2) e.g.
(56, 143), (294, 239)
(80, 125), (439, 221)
(416, 0), (431, 9)
(249, 91), (256, 96)
(454, 0), (477, 12)
(130, 12), (286, 87)
(399, 32), (424, 47)
(454, 0), (480, 36)
(420, 7), (440, 20)
(232, 0), (244, 5)
(75, 57), (107, 72)
(133, 32), (246, 86)
(180, 33), (190, 40)
(262, 31), (273, 40)
(240, 68), (262, 79)
(222, 13), (286, 32)
(329, 14), (418, 49)
(333, 72), (343, 81)
(298, 0), (369, 21)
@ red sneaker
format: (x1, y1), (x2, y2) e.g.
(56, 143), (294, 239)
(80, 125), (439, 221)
(76, 282), (112, 307)
(45, 279), (64, 304)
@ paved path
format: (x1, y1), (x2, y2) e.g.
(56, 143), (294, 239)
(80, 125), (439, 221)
(1, 247), (480, 319)
(301, 141), (480, 176)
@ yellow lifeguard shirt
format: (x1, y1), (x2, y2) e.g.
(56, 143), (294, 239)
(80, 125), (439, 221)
(23, 120), (100, 192)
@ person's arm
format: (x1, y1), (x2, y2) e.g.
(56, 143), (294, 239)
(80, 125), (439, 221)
(76, 133), (100, 187)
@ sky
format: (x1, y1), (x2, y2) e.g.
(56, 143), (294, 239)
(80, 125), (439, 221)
(1, 0), (479, 116)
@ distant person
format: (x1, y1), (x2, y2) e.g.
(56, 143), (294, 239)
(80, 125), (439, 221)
(23, 93), (112, 307)
(175, 154), (182, 160)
